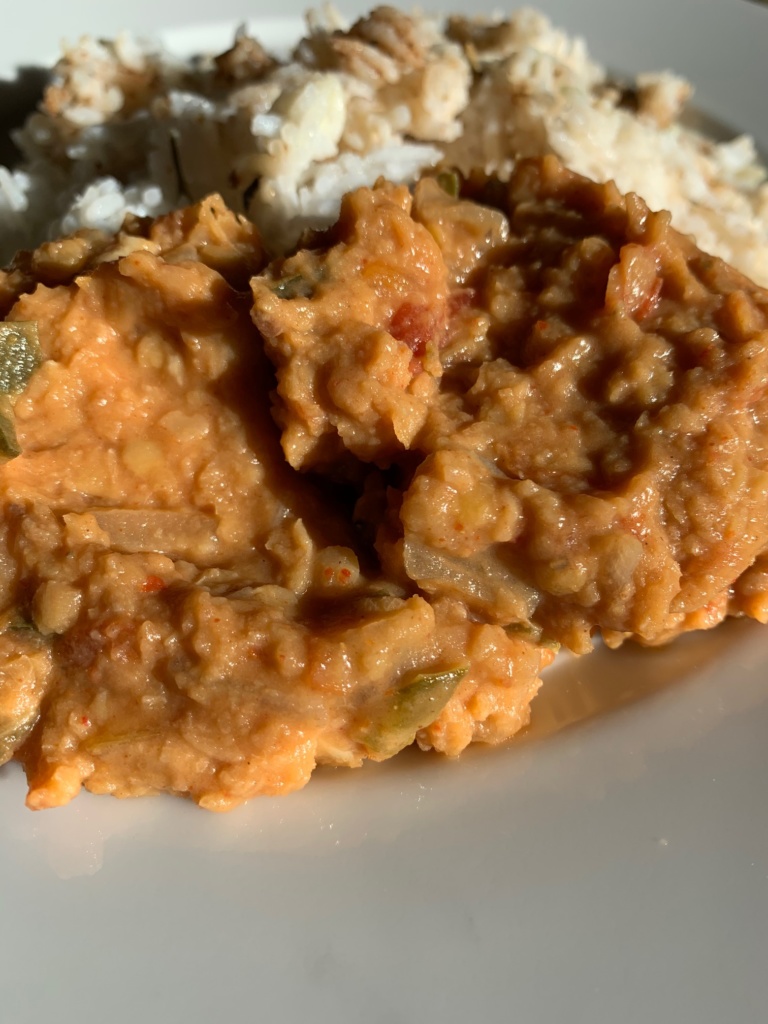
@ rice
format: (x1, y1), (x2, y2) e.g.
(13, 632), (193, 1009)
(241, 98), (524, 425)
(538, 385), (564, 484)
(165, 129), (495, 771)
(1, 4), (767, 284)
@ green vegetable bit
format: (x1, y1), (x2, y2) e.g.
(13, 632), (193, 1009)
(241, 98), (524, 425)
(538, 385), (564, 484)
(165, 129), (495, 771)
(358, 665), (468, 759)
(0, 322), (42, 461)
(0, 401), (20, 460)
(0, 322), (42, 394)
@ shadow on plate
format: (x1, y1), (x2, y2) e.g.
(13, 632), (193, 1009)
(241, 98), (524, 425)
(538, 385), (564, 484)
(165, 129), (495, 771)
(2, 617), (765, 877)
(306, 618), (765, 796)
(523, 617), (762, 742)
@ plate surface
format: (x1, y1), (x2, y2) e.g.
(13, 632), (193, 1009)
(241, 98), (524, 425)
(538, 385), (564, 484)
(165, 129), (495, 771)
(2, 3), (768, 1023)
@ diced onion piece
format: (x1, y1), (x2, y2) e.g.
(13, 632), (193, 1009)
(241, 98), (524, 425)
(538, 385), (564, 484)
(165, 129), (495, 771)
(90, 508), (220, 561)
(402, 537), (538, 624)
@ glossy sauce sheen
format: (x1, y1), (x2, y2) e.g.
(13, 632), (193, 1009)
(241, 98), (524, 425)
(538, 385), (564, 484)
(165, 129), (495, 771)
(2, 155), (768, 810)
(0, 196), (548, 810)
(253, 156), (768, 656)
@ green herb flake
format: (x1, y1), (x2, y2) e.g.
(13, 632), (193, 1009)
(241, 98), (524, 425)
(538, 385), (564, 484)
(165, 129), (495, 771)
(503, 621), (541, 640)
(273, 275), (314, 300)
(6, 614), (41, 637)
(503, 621), (559, 651)
(436, 169), (461, 198)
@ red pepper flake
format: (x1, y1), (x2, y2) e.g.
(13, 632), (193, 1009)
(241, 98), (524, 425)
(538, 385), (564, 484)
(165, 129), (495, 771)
(447, 288), (479, 317)
(81, 716), (90, 728)
(633, 277), (663, 322)
(389, 301), (440, 361)
(142, 575), (166, 593)
(339, 568), (352, 581)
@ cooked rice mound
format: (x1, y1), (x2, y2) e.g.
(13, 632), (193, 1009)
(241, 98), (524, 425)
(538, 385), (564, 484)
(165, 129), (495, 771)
(1, 6), (767, 284)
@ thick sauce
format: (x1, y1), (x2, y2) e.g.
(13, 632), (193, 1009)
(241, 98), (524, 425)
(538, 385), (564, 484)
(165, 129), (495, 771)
(254, 156), (768, 655)
(3, 155), (768, 810)
(0, 197), (548, 810)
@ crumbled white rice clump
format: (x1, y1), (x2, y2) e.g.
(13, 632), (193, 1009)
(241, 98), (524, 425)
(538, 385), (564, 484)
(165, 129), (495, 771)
(1, 5), (767, 285)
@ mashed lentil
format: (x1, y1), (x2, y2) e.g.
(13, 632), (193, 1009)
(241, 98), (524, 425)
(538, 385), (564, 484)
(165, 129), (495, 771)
(0, 195), (550, 809)
(253, 156), (768, 656)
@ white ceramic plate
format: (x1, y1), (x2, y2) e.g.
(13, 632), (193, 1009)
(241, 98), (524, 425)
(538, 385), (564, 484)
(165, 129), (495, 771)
(2, 3), (768, 1022)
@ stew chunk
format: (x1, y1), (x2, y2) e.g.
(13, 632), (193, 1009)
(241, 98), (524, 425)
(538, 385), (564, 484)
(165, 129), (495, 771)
(253, 157), (768, 652)
(0, 196), (550, 809)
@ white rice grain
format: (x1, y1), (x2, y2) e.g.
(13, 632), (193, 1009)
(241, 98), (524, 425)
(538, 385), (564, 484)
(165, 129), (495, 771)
(1, 5), (766, 285)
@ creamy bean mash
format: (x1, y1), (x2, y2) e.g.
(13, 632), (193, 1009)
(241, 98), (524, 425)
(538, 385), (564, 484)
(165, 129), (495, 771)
(0, 195), (550, 809)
